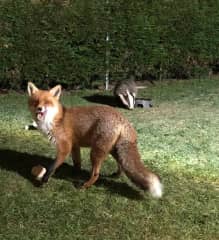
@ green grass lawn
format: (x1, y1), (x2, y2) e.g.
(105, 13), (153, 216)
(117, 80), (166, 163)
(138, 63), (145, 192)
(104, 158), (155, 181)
(0, 79), (218, 240)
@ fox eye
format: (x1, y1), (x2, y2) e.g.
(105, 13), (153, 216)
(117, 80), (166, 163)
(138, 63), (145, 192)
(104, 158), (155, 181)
(32, 99), (39, 107)
(44, 100), (50, 105)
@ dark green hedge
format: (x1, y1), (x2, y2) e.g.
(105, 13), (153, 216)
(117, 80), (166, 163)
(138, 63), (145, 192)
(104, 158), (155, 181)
(1, 0), (219, 89)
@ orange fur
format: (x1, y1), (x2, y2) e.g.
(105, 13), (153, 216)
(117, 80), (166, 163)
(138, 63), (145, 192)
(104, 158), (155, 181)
(27, 82), (163, 198)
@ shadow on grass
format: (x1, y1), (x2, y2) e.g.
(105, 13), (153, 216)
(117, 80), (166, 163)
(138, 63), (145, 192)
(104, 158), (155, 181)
(83, 94), (125, 109)
(0, 149), (143, 200)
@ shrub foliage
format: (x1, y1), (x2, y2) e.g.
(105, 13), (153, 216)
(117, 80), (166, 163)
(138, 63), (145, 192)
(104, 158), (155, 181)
(1, 0), (219, 89)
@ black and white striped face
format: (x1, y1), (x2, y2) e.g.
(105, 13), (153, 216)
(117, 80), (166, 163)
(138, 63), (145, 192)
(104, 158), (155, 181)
(118, 90), (135, 110)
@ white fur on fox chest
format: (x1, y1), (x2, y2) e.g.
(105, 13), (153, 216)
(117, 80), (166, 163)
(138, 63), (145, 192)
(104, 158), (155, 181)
(37, 107), (58, 144)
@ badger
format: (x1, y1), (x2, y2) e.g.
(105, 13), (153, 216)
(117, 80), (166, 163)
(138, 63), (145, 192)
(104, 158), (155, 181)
(113, 80), (137, 110)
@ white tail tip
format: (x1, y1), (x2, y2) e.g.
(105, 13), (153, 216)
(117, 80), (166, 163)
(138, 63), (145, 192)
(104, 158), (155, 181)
(149, 175), (163, 198)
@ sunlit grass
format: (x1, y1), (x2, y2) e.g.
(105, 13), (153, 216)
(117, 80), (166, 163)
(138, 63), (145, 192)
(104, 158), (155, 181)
(0, 79), (218, 240)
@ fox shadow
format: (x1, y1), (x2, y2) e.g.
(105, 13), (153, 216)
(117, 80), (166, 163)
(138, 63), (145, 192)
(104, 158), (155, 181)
(0, 149), (143, 200)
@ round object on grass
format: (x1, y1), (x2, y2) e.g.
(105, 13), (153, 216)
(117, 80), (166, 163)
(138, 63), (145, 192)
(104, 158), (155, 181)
(31, 165), (46, 181)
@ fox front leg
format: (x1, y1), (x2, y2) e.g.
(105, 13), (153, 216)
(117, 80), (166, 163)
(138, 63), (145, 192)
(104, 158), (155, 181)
(42, 161), (56, 183)
(42, 142), (71, 183)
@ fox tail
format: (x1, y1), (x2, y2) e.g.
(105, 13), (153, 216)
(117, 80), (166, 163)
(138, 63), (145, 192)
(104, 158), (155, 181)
(114, 139), (163, 198)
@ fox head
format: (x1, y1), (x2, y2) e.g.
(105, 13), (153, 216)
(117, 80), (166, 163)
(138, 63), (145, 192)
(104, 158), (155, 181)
(27, 82), (62, 123)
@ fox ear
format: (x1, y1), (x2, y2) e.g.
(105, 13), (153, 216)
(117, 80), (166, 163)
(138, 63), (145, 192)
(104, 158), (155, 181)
(49, 85), (62, 99)
(27, 82), (39, 96)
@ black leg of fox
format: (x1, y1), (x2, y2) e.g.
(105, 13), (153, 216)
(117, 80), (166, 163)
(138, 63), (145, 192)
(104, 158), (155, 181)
(42, 141), (72, 183)
(72, 145), (81, 171)
(110, 150), (122, 177)
(42, 162), (56, 183)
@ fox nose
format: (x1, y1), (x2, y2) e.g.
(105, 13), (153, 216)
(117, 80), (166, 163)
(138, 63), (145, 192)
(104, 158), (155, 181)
(37, 107), (42, 112)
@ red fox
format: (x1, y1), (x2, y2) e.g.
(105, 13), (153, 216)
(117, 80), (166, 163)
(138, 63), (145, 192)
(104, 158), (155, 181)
(27, 82), (163, 198)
